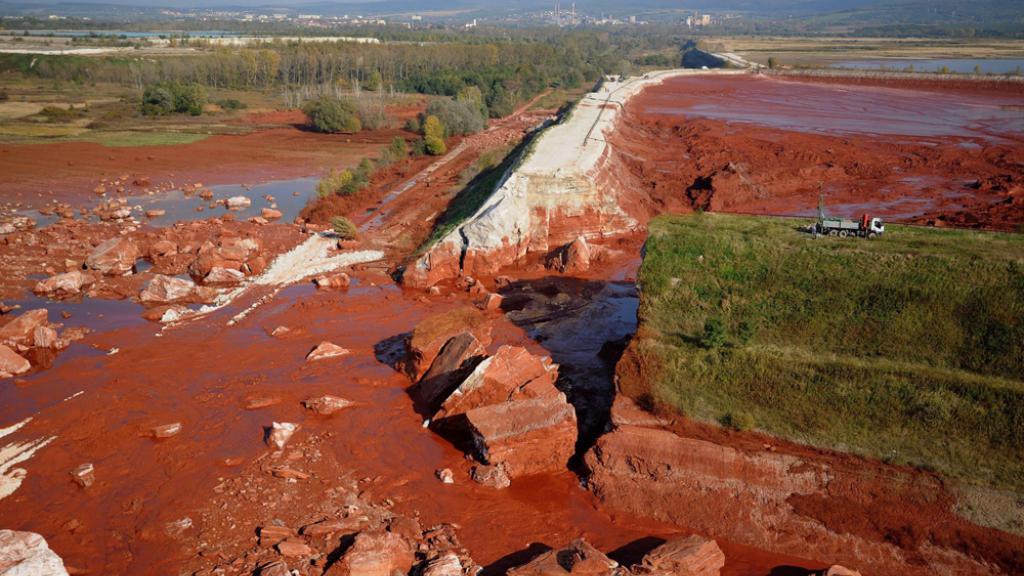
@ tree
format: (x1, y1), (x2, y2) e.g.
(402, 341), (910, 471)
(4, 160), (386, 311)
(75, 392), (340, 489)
(303, 97), (362, 134)
(425, 97), (484, 137)
(423, 115), (446, 156)
(367, 70), (383, 91)
(457, 85), (488, 122)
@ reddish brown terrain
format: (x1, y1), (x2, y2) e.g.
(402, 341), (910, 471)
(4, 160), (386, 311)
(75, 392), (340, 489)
(1, 72), (1022, 576)
(613, 74), (1024, 230)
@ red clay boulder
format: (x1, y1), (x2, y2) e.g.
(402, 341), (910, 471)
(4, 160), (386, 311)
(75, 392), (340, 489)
(0, 344), (31, 378)
(634, 535), (725, 576)
(464, 393), (577, 477)
(140, 275), (196, 304)
(433, 345), (560, 422)
(397, 307), (491, 382)
(548, 236), (591, 274)
(416, 332), (487, 412)
(0, 309), (49, 348)
(85, 236), (140, 276)
(326, 530), (414, 576)
(33, 270), (94, 298)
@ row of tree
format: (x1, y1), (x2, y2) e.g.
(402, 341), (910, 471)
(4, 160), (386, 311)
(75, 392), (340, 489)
(0, 30), (672, 117)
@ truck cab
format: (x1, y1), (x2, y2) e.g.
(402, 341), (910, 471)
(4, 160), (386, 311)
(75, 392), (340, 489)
(867, 217), (885, 237)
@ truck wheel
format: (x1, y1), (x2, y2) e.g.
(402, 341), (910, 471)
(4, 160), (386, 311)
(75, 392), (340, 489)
(829, 230), (838, 237)
(839, 230), (848, 238)
(868, 232), (877, 239)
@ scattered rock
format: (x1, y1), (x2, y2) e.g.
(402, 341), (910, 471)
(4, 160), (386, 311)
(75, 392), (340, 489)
(302, 395), (353, 416)
(32, 326), (57, 350)
(548, 236), (591, 274)
(306, 341), (349, 362)
(637, 535), (725, 576)
(147, 423), (182, 439)
(262, 208), (283, 220)
(258, 525), (294, 548)
(276, 539), (312, 558)
(266, 422), (298, 450)
(435, 468), (454, 484)
(139, 274), (195, 304)
(0, 530), (69, 576)
(204, 266), (245, 285)
(145, 209), (165, 219)
(70, 463), (95, 489)
(507, 538), (617, 576)
(470, 463), (511, 489)
(268, 326), (290, 338)
(149, 239), (177, 257)
(327, 530), (414, 576)
(0, 309), (49, 348)
(422, 552), (463, 576)
(85, 236), (140, 276)
(226, 196), (251, 210)
(245, 395), (282, 410)
(313, 273), (351, 290)
(32, 271), (93, 298)
(271, 467), (311, 480)
(0, 344), (31, 378)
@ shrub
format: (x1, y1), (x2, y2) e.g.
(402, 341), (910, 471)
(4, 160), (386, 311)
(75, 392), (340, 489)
(303, 97), (362, 134)
(216, 98), (247, 110)
(425, 97), (485, 137)
(317, 169), (354, 197)
(331, 216), (358, 240)
(456, 85), (488, 122)
(403, 117), (421, 133)
(721, 412), (756, 431)
(379, 136), (408, 166)
(356, 98), (388, 130)
(141, 85), (175, 116)
(700, 317), (729, 349)
(141, 82), (206, 116)
(39, 105), (84, 123)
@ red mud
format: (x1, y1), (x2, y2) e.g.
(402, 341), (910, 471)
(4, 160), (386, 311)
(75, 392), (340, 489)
(0, 126), (408, 212)
(616, 74), (1024, 231)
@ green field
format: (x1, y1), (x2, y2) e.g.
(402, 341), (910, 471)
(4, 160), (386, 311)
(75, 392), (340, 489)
(631, 213), (1024, 490)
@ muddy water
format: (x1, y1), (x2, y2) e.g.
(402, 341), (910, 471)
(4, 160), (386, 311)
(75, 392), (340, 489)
(24, 176), (318, 228)
(641, 74), (1024, 142)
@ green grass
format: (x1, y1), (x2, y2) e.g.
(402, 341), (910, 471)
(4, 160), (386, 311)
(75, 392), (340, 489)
(635, 213), (1024, 490)
(67, 131), (210, 147)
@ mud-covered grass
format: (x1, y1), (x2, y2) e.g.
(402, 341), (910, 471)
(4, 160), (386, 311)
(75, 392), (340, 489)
(636, 213), (1024, 490)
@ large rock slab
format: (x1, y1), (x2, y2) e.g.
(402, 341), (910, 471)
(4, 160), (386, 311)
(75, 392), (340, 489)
(416, 332), (487, 412)
(464, 393), (577, 477)
(85, 236), (139, 276)
(0, 530), (69, 576)
(433, 345), (559, 422)
(634, 535), (725, 576)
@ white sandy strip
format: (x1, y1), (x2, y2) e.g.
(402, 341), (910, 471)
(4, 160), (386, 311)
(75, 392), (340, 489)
(161, 235), (383, 327)
(0, 417), (57, 502)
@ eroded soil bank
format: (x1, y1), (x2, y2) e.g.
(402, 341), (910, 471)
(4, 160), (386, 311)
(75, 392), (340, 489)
(613, 73), (1024, 230)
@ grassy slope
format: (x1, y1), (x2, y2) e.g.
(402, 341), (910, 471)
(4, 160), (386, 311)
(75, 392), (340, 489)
(636, 213), (1024, 490)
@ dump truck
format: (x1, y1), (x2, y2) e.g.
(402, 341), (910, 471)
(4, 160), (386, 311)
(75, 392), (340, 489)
(811, 195), (885, 238)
